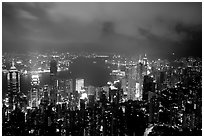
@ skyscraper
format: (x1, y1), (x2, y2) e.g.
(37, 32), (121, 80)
(50, 58), (57, 76)
(7, 60), (20, 110)
(43, 85), (49, 102)
(87, 86), (96, 108)
(57, 79), (73, 101)
(142, 75), (155, 101)
(76, 78), (84, 93)
(65, 79), (73, 96)
(143, 54), (148, 72)
(137, 60), (144, 101)
(50, 58), (58, 104)
(30, 74), (40, 108)
(127, 67), (136, 100)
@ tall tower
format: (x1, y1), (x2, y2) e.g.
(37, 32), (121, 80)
(50, 58), (57, 76)
(30, 74), (40, 108)
(7, 60), (20, 110)
(50, 58), (58, 104)
(43, 85), (49, 102)
(143, 54), (147, 65)
(143, 54), (148, 75)
(137, 56), (144, 100)
(127, 67), (135, 100)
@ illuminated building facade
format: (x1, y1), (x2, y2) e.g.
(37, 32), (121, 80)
(30, 74), (40, 108)
(76, 78), (84, 93)
(121, 78), (128, 101)
(136, 60), (144, 101)
(7, 61), (20, 110)
(65, 79), (73, 95)
(87, 86), (96, 108)
(135, 82), (140, 100)
(143, 54), (148, 75)
(126, 67), (137, 100)
(102, 86), (109, 101)
(43, 85), (49, 102)
(87, 85), (95, 95)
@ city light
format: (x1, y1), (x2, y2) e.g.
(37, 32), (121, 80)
(31, 74), (39, 79)
(76, 79), (84, 93)
(80, 93), (88, 100)
(2, 2), (202, 136)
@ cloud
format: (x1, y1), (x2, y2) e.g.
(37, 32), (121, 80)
(2, 2), (202, 58)
(17, 9), (38, 20)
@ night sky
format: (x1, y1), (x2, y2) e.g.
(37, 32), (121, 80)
(2, 2), (202, 59)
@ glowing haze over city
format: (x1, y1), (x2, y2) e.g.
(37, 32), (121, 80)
(2, 2), (202, 136)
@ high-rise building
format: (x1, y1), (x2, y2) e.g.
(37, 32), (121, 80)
(50, 58), (58, 104)
(7, 61), (20, 110)
(127, 67), (137, 100)
(87, 86), (96, 108)
(135, 82), (140, 100)
(143, 74), (158, 124)
(43, 85), (49, 102)
(57, 79), (73, 101)
(95, 87), (101, 101)
(121, 78), (128, 101)
(143, 54), (148, 75)
(65, 79), (73, 95)
(102, 86), (109, 101)
(137, 61), (144, 100)
(50, 58), (57, 76)
(88, 85), (95, 95)
(57, 79), (65, 102)
(157, 71), (167, 90)
(143, 75), (155, 101)
(109, 89), (119, 104)
(30, 74), (40, 108)
(109, 83), (123, 104)
(38, 87), (44, 103)
(76, 78), (84, 93)
(149, 95), (159, 123)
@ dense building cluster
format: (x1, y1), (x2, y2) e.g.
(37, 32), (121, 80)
(2, 52), (202, 136)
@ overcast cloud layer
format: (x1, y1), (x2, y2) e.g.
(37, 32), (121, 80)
(2, 2), (202, 59)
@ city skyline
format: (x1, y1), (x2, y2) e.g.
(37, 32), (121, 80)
(2, 51), (202, 136)
(2, 2), (202, 136)
(2, 2), (202, 59)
